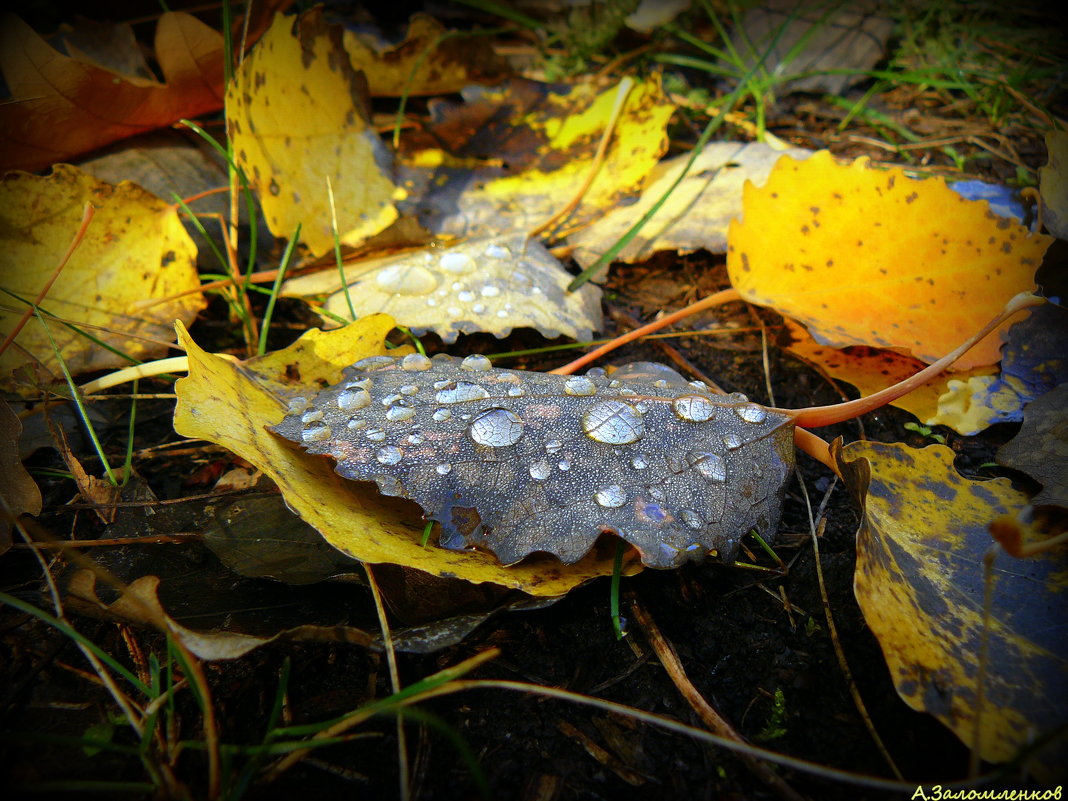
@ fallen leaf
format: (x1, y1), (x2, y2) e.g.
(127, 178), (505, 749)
(281, 233), (603, 343)
(227, 8), (398, 256)
(0, 399), (41, 549)
(0, 165), (203, 387)
(727, 150), (1053, 370)
(399, 76), (674, 237)
(173, 316), (633, 594)
(996, 385), (1068, 508)
(835, 440), (1068, 783)
(568, 142), (812, 268)
(270, 353), (795, 568)
(343, 13), (509, 97)
(0, 12), (225, 172)
(1040, 130), (1068, 240)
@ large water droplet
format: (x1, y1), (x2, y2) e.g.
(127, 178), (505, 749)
(400, 384), (420, 396)
(375, 263), (439, 295)
(581, 400), (645, 445)
(432, 408), (452, 422)
(564, 376), (597, 396)
(347, 419), (367, 430)
(301, 409), (324, 424)
(287, 396), (310, 414)
(529, 459), (551, 480)
(376, 475), (405, 496)
(679, 509), (704, 530)
(507, 387), (525, 397)
(722, 433), (743, 450)
(439, 252), (477, 275)
(366, 427), (387, 442)
(558, 459), (572, 471)
(386, 405), (416, 422)
(337, 389), (371, 412)
(352, 355), (395, 371)
(376, 446), (403, 465)
(481, 285), (501, 297)
(735, 403), (768, 424)
(435, 463), (452, 475)
(672, 395), (717, 422)
(435, 381), (491, 404)
(690, 451), (726, 482)
(666, 453), (687, 474)
(407, 432), (424, 444)
(595, 485), (627, 508)
(345, 378), (372, 390)
(302, 425), (331, 442)
(485, 243), (511, 259)
(545, 439), (564, 454)
(381, 393), (403, 406)
(468, 408), (524, 447)
(400, 353), (432, 372)
(458, 290), (475, 303)
(460, 354), (492, 372)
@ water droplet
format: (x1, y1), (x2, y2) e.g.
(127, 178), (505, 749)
(735, 403), (768, 424)
(301, 409), (324, 424)
(529, 459), (551, 480)
(376, 446), (403, 465)
(337, 389), (371, 411)
(432, 408), (452, 422)
(725, 392), (749, 404)
(545, 439), (564, 454)
(481, 285), (501, 297)
(688, 380), (710, 392)
(722, 433), (743, 450)
(439, 252), (477, 275)
(507, 387), (525, 397)
(666, 453), (687, 473)
(679, 509), (704, 530)
(447, 306), (462, 317)
(608, 380), (621, 388)
(381, 393), (403, 406)
(386, 405), (415, 422)
(376, 475), (405, 496)
(287, 396), (310, 414)
(426, 298), (437, 307)
(458, 290), (475, 303)
(497, 372), (519, 383)
(345, 378), (372, 390)
(631, 454), (649, 470)
(352, 355), (395, 371)
(652, 379), (669, 389)
(460, 354), (492, 372)
(451, 281), (464, 291)
(435, 463), (452, 475)
(586, 367), (607, 378)
(375, 263), (439, 295)
(401, 353), (432, 372)
(619, 388), (637, 397)
(672, 395), (717, 422)
(302, 425), (331, 442)
(595, 485), (627, 508)
(407, 432), (424, 444)
(581, 400), (645, 445)
(649, 487), (665, 501)
(468, 408), (524, 447)
(690, 451), (726, 482)
(366, 427), (387, 442)
(558, 459), (571, 471)
(564, 376), (597, 396)
(496, 309), (508, 318)
(400, 384), (420, 396)
(435, 381), (491, 404)
(347, 418), (367, 430)
(485, 243), (511, 259)
(433, 380), (450, 390)
(473, 303), (486, 314)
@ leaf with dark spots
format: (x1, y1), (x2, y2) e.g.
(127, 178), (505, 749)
(270, 354), (796, 568)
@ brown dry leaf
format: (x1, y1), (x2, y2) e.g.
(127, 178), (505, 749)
(727, 150), (1052, 370)
(997, 384), (1068, 508)
(343, 13), (509, 97)
(1040, 130), (1068, 240)
(173, 315), (633, 594)
(270, 354), (795, 568)
(0, 12), (225, 172)
(281, 233), (603, 343)
(0, 399), (41, 549)
(568, 142), (812, 268)
(835, 440), (1068, 783)
(227, 8), (398, 257)
(399, 76), (674, 237)
(0, 165), (203, 388)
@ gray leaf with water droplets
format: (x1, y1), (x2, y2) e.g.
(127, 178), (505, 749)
(270, 356), (795, 568)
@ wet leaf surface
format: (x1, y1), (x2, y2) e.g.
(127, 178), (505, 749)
(835, 439), (1068, 782)
(270, 353), (795, 568)
(281, 233), (603, 343)
(996, 384), (1068, 508)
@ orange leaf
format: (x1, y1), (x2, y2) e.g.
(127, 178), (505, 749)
(727, 151), (1052, 371)
(0, 12), (225, 172)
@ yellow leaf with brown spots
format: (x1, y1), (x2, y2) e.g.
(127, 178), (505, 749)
(227, 8), (398, 257)
(173, 315), (634, 595)
(0, 165), (202, 388)
(834, 440), (1067, 782)
(727, 151), (1052, 370)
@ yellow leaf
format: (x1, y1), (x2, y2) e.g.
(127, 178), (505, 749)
(0, 165), (202, 386)
(404, 76), (674, 237)
(227, 8), (398, 256)
(173, 316), (633, 595)
(727, 151), (1052, 370)
(835, 440), (1067, 782)
(343, 14), (509, 97)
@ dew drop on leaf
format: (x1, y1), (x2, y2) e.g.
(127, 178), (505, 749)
(302, 409), (325, 423)
(595, 485), (627, 508)
(376, 446), (403, 465)
(435, 463), (452, 475)
(679, 509), (704, 529)
(735, 403), (768, 424)
(558, 459), (572, 471)
(468, 408), (525, 447)
(435, 381), (491, 404)
(460, 354), (493, 372)
(401, 353), (433, 371)
(439, 252), (477, 275)
(352, 355), (396, 371)
(564, 376), (597, 396)
(529, 459), (551, 480)
(690, 451), (726, 482)
(337, 389), (371, 411)
(485, 243), (510, 259)
(302, 425), (331, 442)
(375, 263), (439, 295)
(631, 454), (649, 469)
(672, 395), (717, 422)
(386, 405), (416, 422)
(366, 427), (387, 441)
(399, 385), (420, 396)
(432, 408), (452, 421)
(722, 433), (743, 450)
(288, 396), (310, 413)
(545, 439), (564, 454)
(581, 400), (645, 445)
